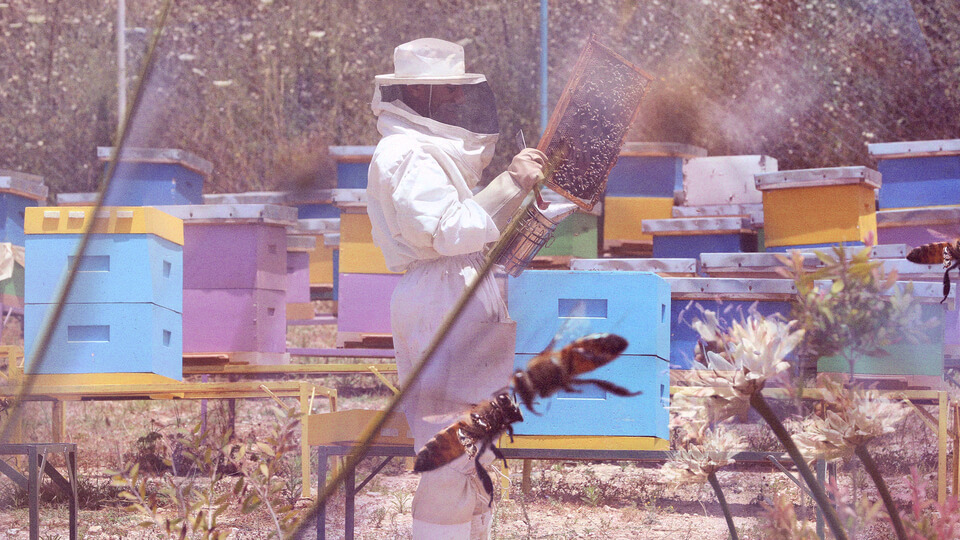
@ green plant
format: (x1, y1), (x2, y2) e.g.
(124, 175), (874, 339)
(778, 245), (930, 379)
(579, 484), (602, 507)
(390, 490), (412, 515)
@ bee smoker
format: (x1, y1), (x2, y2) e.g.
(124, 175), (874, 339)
(495, 195), (578, 277)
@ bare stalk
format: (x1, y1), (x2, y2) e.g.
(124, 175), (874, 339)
(750, 392), (849, 540)
(855, 444), (907, 540)
(707, 472), (739, 540)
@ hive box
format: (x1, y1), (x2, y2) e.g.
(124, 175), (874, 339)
(330, 146), (375, 189)
(536, 211), (598, 259)
(815, 280), (947, 387)
(336, 273), (400, 347)
(868, 139), (960, 209)
(156, 204), (297, 360)
(603, 196), (673, 249)
(0, 170), (48, 246)
(570, 257), (699, 277)
(756, 167), (880, 251)
(99, 147), (212, 206)
(605, 142), (707, 197)
(507, 270), (670, 442)
(666, 278), (797, 369)
(876, 206), (960, 248)
(286, 234), (314, 320)
(23, 206), (184, 380)
(681, 155), (778, 207)
(643, 216), (758, 259)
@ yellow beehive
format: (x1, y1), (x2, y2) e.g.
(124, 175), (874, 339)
(308, 235), (336, 286)
(339, 210), (397, 274)
(603, 196), (673, 246)
(755, 167), (880, 248)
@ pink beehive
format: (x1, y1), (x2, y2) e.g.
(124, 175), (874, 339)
(158, 204), (298, 364)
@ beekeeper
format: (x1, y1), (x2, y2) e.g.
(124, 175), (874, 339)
(366, 38), (546, 539)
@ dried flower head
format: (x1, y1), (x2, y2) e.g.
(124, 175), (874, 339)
(683, 311), (804, 422)
(793, 375), (911, 462)
(662, 423), (743, 485)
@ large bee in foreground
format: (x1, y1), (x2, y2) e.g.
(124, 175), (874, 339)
(413, 392), (523, 504)
(413, 332), (638, 502)
(906, 240), (960, 303)
(511, 332), (638, 413)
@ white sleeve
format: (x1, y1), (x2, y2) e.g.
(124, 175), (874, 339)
(390, 149), (499, 256)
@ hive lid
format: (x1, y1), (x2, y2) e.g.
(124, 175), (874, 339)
(296, 218), (340, 233)
(618, 142), (707, 159)
(55, 192), (97, 206)
(876, 259), (948, 280)
(203, 189), (339, 206)
(98, 147), (214, 176)
(24, 206), (184, 245)
(286, 234), (317, 252)
(0, 170), (48, 201)
(641, 216), (752, 234)
(700, 252), (816, 272)
(331, 189), (368, 209)
(672, 203), (763, 218)
(877, 206), (960, 227)
(867, 139), (960, 159)
(666, 277), (797, 297)
(155, 204), (298, 226)
(755, 166), (881, 190)
(328, 146), (376, 163)
(776, 244), (909, 259)
(570, 258), (698, 274)
(323, 233), (340, 247)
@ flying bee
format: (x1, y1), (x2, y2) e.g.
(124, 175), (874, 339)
(906, 239), (960, 303)
(413, 392), (523, 504)
(511, 332), (639, 414)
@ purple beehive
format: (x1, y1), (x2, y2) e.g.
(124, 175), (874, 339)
(336, 273), (400, 347)
(157, 204), (298, 362)
(876, 206), (960, 248)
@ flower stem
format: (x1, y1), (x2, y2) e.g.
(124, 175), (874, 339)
(750, 392), (849, 540)
(855, 444), (907, 540)
(707, 471), (739, 540)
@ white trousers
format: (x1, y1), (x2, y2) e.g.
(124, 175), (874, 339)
(391, 255), (514, 539)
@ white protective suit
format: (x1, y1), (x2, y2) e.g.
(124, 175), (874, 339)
(366, 50), (538, 538)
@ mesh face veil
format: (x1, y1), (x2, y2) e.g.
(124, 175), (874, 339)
(379, 82), (500, 136)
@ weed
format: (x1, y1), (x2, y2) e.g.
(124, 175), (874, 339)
(579, 484), (602, 507)
(371, 506), (387, 528)
(390, 490), (411, 515)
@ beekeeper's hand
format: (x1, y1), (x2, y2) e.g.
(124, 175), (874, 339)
(507, 148), (547, 191)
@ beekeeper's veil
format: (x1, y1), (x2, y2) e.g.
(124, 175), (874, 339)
(372, 38), (500, 136)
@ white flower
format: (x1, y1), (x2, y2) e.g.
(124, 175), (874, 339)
(683, 312), (804, 422)
(794, 375), (911, 462)
(662, 424), (743, 484)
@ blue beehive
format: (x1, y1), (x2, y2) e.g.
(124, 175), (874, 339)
(507, 270), (670, 439)
(99, 147), (212, 206)
(605, 142), (707, 197)
(330, 146), (375, 189)
(666, 278), (797, 369)
(23, 206), (184, 380)
(868, 139), (960, 209)
(0, 170), (48, 246)
(643, 216), (759, 259)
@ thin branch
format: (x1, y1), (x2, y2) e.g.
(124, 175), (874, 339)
(750, 392), (849, 540)
(855, 444), (907, 540)
(707, 472), (739, 540)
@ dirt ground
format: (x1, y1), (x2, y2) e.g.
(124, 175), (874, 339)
(0, 303), (946, 539)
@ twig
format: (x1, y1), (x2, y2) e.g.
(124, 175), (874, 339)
(855, 444), (907, 540)
(707, 472), (739, 540)
(750, 392), (849, 540)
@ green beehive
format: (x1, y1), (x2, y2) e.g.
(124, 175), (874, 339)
(535, 212), (598, 259)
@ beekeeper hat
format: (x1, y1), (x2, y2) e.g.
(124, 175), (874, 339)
(375, 38), (486, 85)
